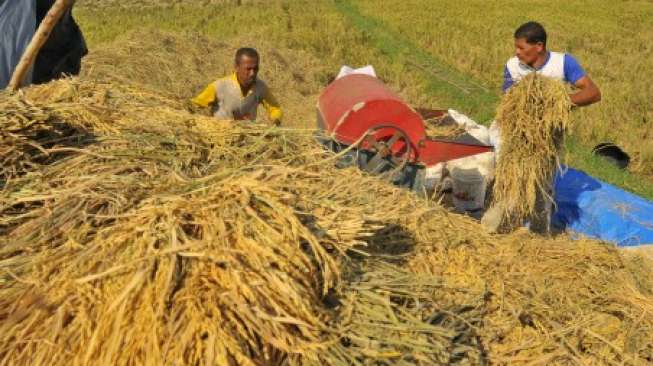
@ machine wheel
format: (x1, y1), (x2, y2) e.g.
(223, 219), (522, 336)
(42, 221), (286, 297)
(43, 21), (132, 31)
(358, 125), (413, 176)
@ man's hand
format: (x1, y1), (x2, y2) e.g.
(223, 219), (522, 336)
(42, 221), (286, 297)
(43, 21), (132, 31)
(186, 100), (214, 116)
(186, 100), (201, 113)
(570, 76), (601, 107)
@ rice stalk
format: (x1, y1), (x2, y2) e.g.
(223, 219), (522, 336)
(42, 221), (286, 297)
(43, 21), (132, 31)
(491, 73), (572, 228)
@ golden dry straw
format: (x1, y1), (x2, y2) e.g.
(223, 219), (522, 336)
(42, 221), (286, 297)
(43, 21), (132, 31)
(0, 115), (355, 364)
(410, 228), (653, 365)
(491, 73), (572, 228)
(423, 114), (467, 139)
(1, 30), (652, 366)
(0, 78), (468, 365)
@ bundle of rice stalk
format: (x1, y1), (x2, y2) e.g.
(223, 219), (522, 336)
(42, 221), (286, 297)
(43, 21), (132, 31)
(19, 78), (186, 128)
(15, 78), (324, 159)
(0, 78), (188, 182)
(423, 115), (467, 139)
(409, 228), (653, 365)
(0, 93), (391, 364)
(0, 131), (211, 238)
(294, 261), (487, 366)
(485, 235), (653, 364)
(0, 163), (376, 364)
(0, 77), (325, 188)
(0, 122), (349, 273)
(491, 73), (572, 228)
(0, 93), (92, 182)
(1, 74), (364, 245)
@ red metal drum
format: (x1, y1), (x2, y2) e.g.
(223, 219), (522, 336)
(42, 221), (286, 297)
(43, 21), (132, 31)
(317, 74), (492, 167)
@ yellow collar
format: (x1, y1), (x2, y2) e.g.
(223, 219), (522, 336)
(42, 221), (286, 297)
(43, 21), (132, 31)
(231, 73), (256, 97)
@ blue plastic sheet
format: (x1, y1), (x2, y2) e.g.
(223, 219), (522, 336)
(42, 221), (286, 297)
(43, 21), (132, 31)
(553, 167), (653, 246)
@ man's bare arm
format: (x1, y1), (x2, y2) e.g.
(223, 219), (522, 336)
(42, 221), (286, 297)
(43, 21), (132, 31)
(570, 75), (601, 107)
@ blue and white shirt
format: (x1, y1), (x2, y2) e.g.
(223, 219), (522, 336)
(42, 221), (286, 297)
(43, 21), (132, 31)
(502, 51), (586, 92)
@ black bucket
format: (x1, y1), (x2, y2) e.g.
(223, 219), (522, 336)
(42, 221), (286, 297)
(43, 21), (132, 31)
(592, 142), (630, 169)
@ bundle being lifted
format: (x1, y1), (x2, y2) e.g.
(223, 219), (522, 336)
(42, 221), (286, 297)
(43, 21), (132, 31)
(490, 73), (572, 229)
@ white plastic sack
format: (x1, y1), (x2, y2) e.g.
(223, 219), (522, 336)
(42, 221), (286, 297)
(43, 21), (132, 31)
(434, 109), (497, 210)
(447, 152), (495, 182)
(447, 109), (491, 145)
(488, 120), (501, 157)
(444, 109), (496, 181)
(423, 162), (445, 191)
(336, 65), (377, 80)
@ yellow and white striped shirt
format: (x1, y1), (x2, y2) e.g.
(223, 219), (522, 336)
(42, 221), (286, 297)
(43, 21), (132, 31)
(192, 73), (282, 121)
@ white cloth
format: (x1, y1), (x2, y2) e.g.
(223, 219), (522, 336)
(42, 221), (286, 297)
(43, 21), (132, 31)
(505, 51), (566, 84)
(423, 110), (496, 199)
(488, 120), (501, 156)
(448, 109), (491, 145)
(336, 65), (377, 80)
(211, 77), (273, 120)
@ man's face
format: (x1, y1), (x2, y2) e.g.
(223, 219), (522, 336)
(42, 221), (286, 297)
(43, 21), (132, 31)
(235, 55), (259, 89)
(514, 37), (544, 66)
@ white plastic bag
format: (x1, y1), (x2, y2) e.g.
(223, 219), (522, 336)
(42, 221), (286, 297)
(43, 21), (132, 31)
(488, 120), (501, 157)
(335, 65), (377, 80)
(447, 109), (491, 145)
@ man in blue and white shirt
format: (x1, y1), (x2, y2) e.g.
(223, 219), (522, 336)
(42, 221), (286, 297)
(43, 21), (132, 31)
(483, 21), (601, 234)
(503, 21), (601, 106)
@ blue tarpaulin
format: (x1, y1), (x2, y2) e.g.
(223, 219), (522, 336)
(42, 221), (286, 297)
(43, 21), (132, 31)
(553, 167), (653, 247)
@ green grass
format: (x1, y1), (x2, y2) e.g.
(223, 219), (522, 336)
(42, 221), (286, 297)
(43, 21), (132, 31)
(333, 0), (498, 123)
(566, 138), (653, 199)
(74, 0), (653, 200)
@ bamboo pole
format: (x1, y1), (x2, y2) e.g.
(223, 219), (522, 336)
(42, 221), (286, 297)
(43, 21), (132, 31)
(7, 0), (75, 91)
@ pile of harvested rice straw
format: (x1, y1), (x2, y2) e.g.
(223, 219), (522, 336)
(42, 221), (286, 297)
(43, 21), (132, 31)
(491, 73), (572, 228)
(1, 31), (652, 365)
(0, 79), (484, 365)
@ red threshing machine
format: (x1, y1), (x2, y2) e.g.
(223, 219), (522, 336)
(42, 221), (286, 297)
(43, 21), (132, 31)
(317, 74), (493, 191)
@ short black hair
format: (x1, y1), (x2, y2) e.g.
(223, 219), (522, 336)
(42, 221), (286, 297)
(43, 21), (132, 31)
(514, 21), (547, 47)
(235, 48), (259, 64)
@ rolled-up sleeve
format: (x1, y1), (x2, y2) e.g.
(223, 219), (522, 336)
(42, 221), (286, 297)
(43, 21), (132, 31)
(563, 54), (586, 84)
(502, 65), (513, 93)
(191, 82), (216, 107)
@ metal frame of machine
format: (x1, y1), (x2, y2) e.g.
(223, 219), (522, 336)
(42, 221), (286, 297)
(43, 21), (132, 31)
(317, 74), (493, 188)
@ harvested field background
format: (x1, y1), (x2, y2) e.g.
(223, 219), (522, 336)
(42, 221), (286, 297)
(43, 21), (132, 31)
(82, 30), (327, 127)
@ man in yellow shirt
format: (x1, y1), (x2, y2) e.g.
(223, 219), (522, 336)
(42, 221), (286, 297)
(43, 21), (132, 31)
(192, 48), (282, 124)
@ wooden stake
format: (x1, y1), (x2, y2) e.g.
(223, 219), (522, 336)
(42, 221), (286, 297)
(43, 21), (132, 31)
(7, 0), (75, 91)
